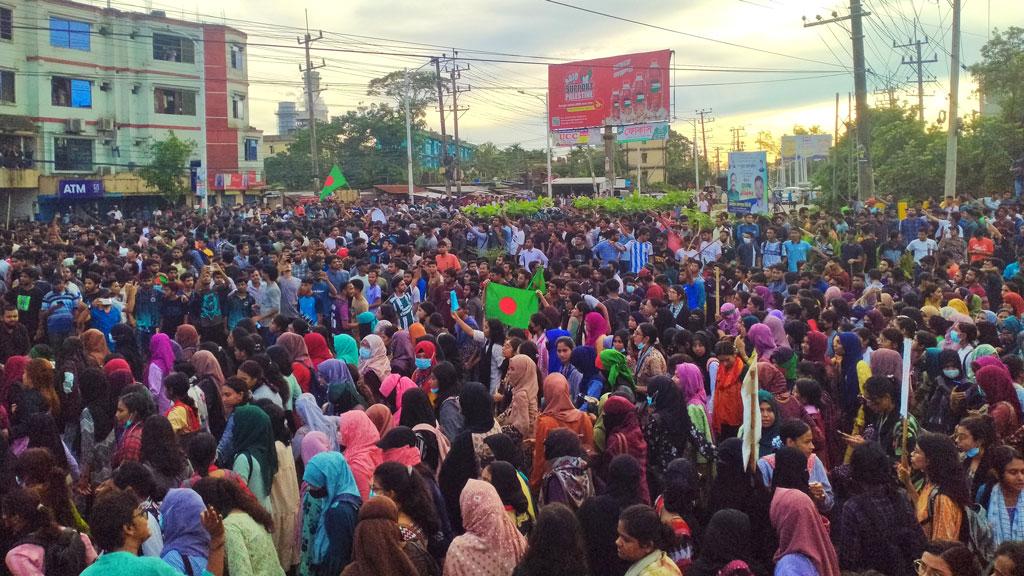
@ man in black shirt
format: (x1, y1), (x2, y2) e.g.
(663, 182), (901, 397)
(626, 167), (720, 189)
(602, 278), (630, 333)
(4, 266), (47, 339)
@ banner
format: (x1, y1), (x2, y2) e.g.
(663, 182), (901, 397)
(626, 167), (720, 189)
(548, 50), (671, 131)
(726, 151), (769, 214)
(554, 128), (599, 147)
(58, 179), (104, 198)
(554, 122), (670, 148)
(780, 134), (832, 160)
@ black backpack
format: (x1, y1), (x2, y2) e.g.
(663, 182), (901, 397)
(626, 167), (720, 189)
(18, 528), (87, 576)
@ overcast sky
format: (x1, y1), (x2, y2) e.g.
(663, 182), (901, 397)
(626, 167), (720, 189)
(100, 0), (1022, 153)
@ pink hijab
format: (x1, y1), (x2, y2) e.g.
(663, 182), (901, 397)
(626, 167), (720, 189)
(338, 410), (384, 501)
(748, 323), (777, 359)
(378, 374), (417, 426)
(770, 488), (840, 576)
(444, 479), (528, 576)
(301, 431), (331, 466)
(674, 363), (707, 408)
(584, 312), (609, 348)
(763, 315), (789, 350)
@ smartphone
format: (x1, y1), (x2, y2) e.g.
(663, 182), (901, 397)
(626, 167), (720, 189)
(450, 290), (459, 313)
(955, 380), (974, 392)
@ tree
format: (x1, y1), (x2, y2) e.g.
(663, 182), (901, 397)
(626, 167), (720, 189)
(755, 130), (780, 162)
(665, 129), (697, 188)
(367, 70), (438, 119)
(971, 27), (1024, 125)
(140, 132), (195, 204)
(792, 124), (824, 135)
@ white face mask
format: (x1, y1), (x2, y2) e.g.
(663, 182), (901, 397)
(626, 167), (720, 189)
(743, 237), (753, 244)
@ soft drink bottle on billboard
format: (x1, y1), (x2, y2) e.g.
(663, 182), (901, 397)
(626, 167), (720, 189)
(621, 82), (632, 124)
(610, 89), (621, 124)
(648, 62), (663, 119)
(633, 72), (647, 123)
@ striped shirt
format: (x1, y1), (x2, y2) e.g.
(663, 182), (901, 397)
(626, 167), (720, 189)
(41, 289), (79, 333)
(625, 240), (652, 274)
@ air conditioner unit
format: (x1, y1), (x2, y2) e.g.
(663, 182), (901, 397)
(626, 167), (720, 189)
(97, 166), (113, 176)
(98, 118), (116, 132)
(100, 82), (112, 92)
(65, 118), (84, 133)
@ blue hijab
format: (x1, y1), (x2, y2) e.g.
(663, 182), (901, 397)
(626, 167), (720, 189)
(303, 451), (361, 564)
(160, 488), (210, 560)
(546, 329), (571, 374)
(837, 331), (864, 412)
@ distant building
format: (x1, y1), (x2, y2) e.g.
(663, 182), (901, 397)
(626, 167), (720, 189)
(262, 134), (294, 159)
(276, 102), (298, 135)
(419, 131), (475, 183)
(623, 140), (667, 188)
(0, 0), (265, 222)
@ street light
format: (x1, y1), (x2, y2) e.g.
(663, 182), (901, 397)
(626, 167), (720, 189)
(519, 90), (552, 199)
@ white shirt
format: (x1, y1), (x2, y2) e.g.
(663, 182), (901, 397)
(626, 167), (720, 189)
(519, 247), (549, 270)
(698, 240), (722, 264)
(907, 238), (937, 263)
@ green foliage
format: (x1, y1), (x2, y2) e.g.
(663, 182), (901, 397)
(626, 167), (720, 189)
(139, 132), (195, 204)
(366, 70), (438, 120)
(461, 197), (554, 219)
(572, 189), (695, 215)
(971, 27), (1024, 124)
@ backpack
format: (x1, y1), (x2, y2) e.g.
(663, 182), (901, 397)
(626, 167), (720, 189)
(18, 528), (87, 576)
(928, 487), (995, 567)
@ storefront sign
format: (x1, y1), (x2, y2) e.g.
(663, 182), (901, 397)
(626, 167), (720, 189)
(58, 179), (104, 198)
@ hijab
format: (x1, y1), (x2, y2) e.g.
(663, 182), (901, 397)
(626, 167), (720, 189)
(278, 332), (311, 365)
(584, 312), (609, 348)
(675, 362), (707, 408)
(758, 390), (781, 456)
(948, 298), (970, 316)
(541, 373), (582, 424)
(389, 331), (415, 376)
(303, 452), (361, 564)
(837, 331), (864, 412)
(748, 324), (777, 359)
(230, 404), (278, 488)
(771, 447), (811, 493)
(301, 430), (331, 466)
(409, 322), (427, 342)
(334, 333), (359, 365)
(339, 410), (384, 500)
(357, 311), (378, 333)
(598, 348), (633, 390)
(803, 331), (829, 365)
(545, 329), (572, 374)
(304, 333), (333, 368)
(398, 387), (437, 427)
(689, 509), (756, 576)
(445, 479), (528, 576)
(365, 404), (395, 438)
(102, 357), (131, 379)
(649, 374), (690, 442)
(379, 374), (417, 423)
(81, 329), (110, 366)
(460, 381), (496, 434)
(174, 325), (200, 359)
(160, 488), (211, 561)
(318, 358), (363, 410)
(358, 334), (391, 381)
(764, 315), (789, 349)
(770, 488), (840, 576)
(190, 350), (225, 387)
(295, 392), (340, 452)
(0, 355), (28, 405)
(869, 348), (903, 384)
(1003, 292), (1024, 316)
(569, 346), (601, 387)
(146, 333), (175, 385)
(977, 364), (1024, 415)
(342, 496), (419, 576)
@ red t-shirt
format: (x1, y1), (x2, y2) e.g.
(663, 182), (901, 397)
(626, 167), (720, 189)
(967, 237), (994, 263)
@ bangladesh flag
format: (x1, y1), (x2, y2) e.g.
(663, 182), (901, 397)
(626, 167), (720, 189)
(319, 165), (348, 200)
(485, 282), (538, 329)
(526, 266), (546, 294)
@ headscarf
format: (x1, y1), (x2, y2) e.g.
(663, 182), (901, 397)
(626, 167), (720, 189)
(772, 447), (811, 492)
(597, 348), (633, 390)
(301, 430), (331, 465)
(675, 362), (707, 408)
(718, 303), (741, 336)
(770, 488), (841, 576)
(758, 362), (788, 396)
(584, 311), (609, 348)
(690, 509), (756, 576)
(545, 329), (571, 374)
(921, 305), (941, 321)
(758, 390), (781, 455)
(333, 333), (359, 365)
(318, 358), (363, 410)
(968, 344), (999, 379)
(824, 286), (843, 305)
(763, 315), (790, 349)
(541, 373), (582, 424)
(304, 333), (332, 368)
(948, 298), (970, 316)
(445, 479), (527, 576)
(343, 496), (419, 576)
(160, 488), (210, 561)
(380, 427), (423, 468)
(648, 374), (690, 443)
(81, 329), (110, 366)
(837, 332), (864, 412)
(602, 395), (648, 502)
(0, 355), (28, 405)
(174, 324), (200, 359)
(409, 322), (427, 342)
(460, 381), (496, 434)
(102, 357), (131, 379)
(230, 404), (278, 488)
(303, 452), (361, 564)
(869, 348), (903, 385)
(379, 374), (417, 420)
(338, 410), (384, 500)
(190, 350), (225, 387)
(277, 332), (311, 365)
(977, 365), (1024, 415)
(358, 334), (391, 381)
(145, 333), (175, 386)
(365, 404), (395, 438)
(389, 331), (415, 376)
(486, 460), (530, 518)
(803, 331), (829, 365)
(295, 392), (340, 452)
(356, 311), (378, 333)
(748, 324), (777, 359)
(570, 346), (601, 389)
(1003, 292), (1024, 316)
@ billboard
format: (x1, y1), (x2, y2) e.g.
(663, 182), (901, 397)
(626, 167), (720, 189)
(726, 151), (769, 214)
(554, 122), (670, 147)
(780, 134), (832, 160)
(548, 50), (671, 131)
(58, 179), (104, 198)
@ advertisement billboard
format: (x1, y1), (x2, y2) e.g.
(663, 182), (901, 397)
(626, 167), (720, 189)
(780, 134), (832, 160)
(548, 50), (671, 131)
(58, 179), (104, 198)
(726, 151), (769, 214)
(554, 122), (670, 147)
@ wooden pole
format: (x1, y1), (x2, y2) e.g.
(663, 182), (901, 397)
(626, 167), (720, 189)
(714, 267), (721, 324)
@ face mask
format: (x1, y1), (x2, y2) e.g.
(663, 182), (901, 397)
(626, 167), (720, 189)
(626, 285), (635, 294)
(430, 386), (439, 395)
(743, 237), (753, 244)
(636, 341), (645, 350)
(965, 447), (980, 458)
(949, 331), (960, 344)
(943, 368), (960, 379)
(359, 347), (372, 360)
(368, 489), (376, 498)
(415, 358), (432, 370)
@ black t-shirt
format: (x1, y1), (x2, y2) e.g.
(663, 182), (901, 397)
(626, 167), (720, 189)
(6, 283), (47, 331)
(603, 297), (630, 333)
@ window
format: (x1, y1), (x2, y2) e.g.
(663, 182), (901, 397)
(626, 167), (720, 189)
(49, 17), (90, 51)
(230, 44), (244, 70)
(244, 138), (258, 161)
(1, 8), (12, 41)
(231, 94), (245, 120)
(54, 137), (93, 171)
(0, 70), (12, 103)
(51, 77), (92, 108)
(153, 33), (195, 63)
(641, 152), (648, 164)
(154, 87), (196, 115)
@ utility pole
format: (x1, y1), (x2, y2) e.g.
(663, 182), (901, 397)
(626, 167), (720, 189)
(445, 52), (471, 196)
(730, 126), (746, 151)
(896, 33), (937, 123)
(873, 82), (900, 109)
(833, 92), (839, 202)
(603, 126), (616, 196)
(804, 0), (874, 201)
(403, 69), (415, 206)
(298, 13), (324, 193)
(696, 108), (713, 180)
(943, 0), (962, 200)
(692, 121), (700, 188)
(433, 57), (450, 196)
(714, 146), (722, 179)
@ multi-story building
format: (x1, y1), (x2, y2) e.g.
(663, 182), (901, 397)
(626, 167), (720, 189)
(0, 0), (263, 222)
(419, 130), (474, 184)
(623, 139), (667, 189)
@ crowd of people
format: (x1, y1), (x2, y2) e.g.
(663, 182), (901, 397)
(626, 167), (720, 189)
(1, 193), (1024, 576)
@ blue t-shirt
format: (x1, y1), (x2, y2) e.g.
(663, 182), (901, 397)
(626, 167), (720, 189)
(593, 240), (620, 267)
(783, 240), (812, 272)
(42, 289), (79, 334)
(90, 306), (120, 344)
(134, 286), (164, 330)
(226, 291), (255, 331)
(683, 278), (706, 310)
(312, 280), (332, 317)
(298, 294), (319, 325)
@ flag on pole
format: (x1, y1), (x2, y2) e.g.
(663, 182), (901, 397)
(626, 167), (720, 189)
(740, 351), (761, 472)
(319, 165), (348, 200)
(526, 266), (546, 294)
(485, 282), (539, 329)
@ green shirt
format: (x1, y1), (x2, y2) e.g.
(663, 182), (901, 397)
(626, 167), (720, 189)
(223, 512), (286, 576)
(81, 551), (181, 576)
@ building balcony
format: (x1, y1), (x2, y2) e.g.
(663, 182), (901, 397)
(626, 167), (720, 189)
(0, 167), (40, 189)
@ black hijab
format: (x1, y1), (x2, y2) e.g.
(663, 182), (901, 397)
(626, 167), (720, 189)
(487, 460), (529, 517)
(606, 454), (643, 507)
(649, 375), (691, 442)
(398, 387), (437, 428)
(688, 509), (757, 576)
(771, 446), (810, 494)
(459, 381), (494, 434)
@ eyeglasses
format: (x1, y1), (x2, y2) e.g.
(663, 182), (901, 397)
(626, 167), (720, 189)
(914, 559), (950, 576)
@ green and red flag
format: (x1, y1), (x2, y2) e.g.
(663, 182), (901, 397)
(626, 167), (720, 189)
(526, 266), (546, 294)
(319, 164), (348, 200)
(485, 282), (538, 329)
